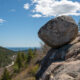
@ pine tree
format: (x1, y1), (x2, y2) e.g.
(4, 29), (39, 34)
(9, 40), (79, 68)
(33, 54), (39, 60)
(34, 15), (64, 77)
(13, 52), (28, 72)
(27, 49), (34, 63)
(15, 52), (23, 70)
(1, 68), (11, 80)
(21, 52), (26, 61)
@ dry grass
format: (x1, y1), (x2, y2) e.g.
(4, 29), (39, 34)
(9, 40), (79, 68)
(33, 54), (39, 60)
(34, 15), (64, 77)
(12, 68), (29, 80)
(12, 64), (38, 80)
(25, 77), (36, 80)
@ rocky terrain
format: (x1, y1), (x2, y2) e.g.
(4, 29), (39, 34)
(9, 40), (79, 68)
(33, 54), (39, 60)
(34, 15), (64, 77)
(36, 16), (80, 80)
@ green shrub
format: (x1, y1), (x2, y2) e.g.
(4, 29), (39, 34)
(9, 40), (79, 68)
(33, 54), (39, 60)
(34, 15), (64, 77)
(1, 68), (11, 80)
(29, 64), (39, 76)
(13, 64), (19, 73)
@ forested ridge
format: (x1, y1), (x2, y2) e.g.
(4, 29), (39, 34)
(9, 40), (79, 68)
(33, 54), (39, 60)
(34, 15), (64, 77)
(0, 47), (15, 67)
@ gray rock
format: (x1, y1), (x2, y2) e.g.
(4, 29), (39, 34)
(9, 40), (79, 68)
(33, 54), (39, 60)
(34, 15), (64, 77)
(38, 16), (78, 48)
(40, 60), (80, 80)
(36, 35), (80, 80)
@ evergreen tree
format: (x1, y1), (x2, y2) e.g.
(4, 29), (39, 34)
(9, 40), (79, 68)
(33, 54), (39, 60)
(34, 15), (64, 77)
(1, 68), (11, 80)
(21, 52), (26, 61)
(27, 49), (34, 63)
(13, 52), (28, 72)
(15, 52), (23, 70)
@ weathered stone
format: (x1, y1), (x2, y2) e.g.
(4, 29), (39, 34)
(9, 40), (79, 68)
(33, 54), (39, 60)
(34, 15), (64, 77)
(36, 35), (80, 80)
(38, 16), (78, 48)
(39, 60), (80, 80)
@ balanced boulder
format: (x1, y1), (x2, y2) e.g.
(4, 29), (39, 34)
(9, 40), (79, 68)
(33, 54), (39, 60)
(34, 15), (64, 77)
(38, 16), (78, 48)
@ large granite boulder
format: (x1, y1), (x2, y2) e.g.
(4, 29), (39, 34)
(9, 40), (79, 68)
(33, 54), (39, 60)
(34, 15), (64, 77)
(38, 16), (78, 48)
(36, 34), (80, 80)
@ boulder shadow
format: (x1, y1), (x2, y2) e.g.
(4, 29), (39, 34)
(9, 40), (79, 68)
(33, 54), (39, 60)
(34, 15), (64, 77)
(36, 43), (73, 80)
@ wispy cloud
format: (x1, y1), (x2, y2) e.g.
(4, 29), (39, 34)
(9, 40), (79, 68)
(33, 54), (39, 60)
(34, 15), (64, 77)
(0, 19), (6, 23)
(10, 9), (16, 12)
(24, 0), (80, 17)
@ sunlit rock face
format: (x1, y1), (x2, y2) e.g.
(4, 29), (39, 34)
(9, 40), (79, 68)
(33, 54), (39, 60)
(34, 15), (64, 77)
(37, 16), (80, 80)
(36, 35), (80, 80)
(38, 16), (78, 48)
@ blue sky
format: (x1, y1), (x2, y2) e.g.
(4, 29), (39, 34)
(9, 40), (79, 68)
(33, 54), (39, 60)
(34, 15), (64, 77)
(0, 0), (80, 47)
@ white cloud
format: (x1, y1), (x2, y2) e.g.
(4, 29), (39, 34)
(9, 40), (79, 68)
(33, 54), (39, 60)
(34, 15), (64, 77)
(32, 14), (42, 17)
(24, 3), (30, 10)
(0, 19), (6, 23)
(24, 0), (80, 17)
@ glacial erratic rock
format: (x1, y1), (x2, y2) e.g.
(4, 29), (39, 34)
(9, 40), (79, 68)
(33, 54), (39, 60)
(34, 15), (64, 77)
(38, 16), (78, 48)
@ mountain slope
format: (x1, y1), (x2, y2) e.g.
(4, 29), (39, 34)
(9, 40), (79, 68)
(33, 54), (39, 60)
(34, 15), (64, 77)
(0, 46), (15, 67)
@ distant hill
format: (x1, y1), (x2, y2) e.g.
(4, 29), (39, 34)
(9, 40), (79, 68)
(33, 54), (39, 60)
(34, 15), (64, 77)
(0, 46), (16, 67)
(0, 46), (15, 54)
(7, 47), (40, 52)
